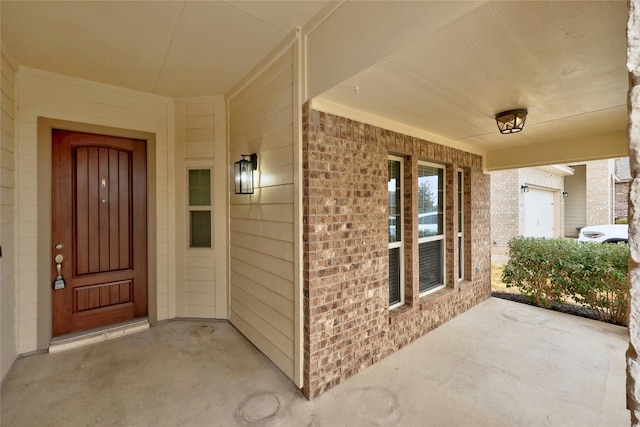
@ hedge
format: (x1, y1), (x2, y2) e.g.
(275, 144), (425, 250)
(502, 237), (629, 325)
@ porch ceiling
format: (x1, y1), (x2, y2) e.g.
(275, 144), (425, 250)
(1, 1), (630, 169)
(313, 1), (630, 169)
(1, 0), (329, 97)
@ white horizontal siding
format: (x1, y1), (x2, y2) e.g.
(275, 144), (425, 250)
(179, 98), (217, 318)
(228, 46), (296, 380)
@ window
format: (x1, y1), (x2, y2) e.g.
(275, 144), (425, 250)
(388, 157), (403, 308)
(188, 169), (212, 248)
(458, 170), (464, 280)
(418, 162), (445, 294)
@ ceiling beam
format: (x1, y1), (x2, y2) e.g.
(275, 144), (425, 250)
(485, 130), (629, 171)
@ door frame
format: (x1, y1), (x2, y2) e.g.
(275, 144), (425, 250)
(37, 118), (157, 349)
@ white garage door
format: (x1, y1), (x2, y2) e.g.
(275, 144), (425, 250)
(524, 188), (555, 238)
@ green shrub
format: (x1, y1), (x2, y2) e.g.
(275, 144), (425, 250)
(616, 217), (629, 224)
(502, 237), (629, 325)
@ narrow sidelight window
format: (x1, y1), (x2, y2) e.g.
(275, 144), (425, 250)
(388, 157), (404, 308)
(188, 169), (212, 248)
(418, 162), (445, 294)
(458, 170), (464, 280)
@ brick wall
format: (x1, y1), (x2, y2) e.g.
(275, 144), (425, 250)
(302, 104), (491, 398)
(584, 159), (614, 225)
(615, 181), (630, 220)
(490, 169), (519, 257)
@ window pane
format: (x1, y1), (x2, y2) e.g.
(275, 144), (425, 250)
(419, 240), (443, 293)
(388, 160), (401, 243)
(418, 165), (443, 238)
(389, 247), (401, 305)
(189, 169), (211, 206)
(458, 235), (463, 279)
(458, 171), (463, 231)
(458, 171), (464, 280)
(190, 210), (211, 248)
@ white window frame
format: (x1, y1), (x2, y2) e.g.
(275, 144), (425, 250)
(388, 155), (404, 309)
(186, 164), (214, 249)
(418, 161), (446, 296)
(458, 170), (464, 281)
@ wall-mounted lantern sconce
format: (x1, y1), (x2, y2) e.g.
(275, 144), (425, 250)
(235, 153), (258, 194)
(496, 109), (528, 134)
(521, 184), (529, 193)
(562, 191), (568, 198)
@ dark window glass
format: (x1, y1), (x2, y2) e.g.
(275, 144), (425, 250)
(389, 247), (401, 305)
(190, 211), (211, 248)
(458, 171), (464, 279)
(419, 240), (443, 293)
(189, 169), (211, 206)
(188, 169), (212, 248)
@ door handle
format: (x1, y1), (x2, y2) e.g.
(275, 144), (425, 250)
(53, 254), (66, 290)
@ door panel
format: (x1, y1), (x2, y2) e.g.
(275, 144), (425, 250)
(524, 188), (555, 238)
(52, 130), (147, 337)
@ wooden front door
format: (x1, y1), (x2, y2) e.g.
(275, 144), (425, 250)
(52, 130), (147, 337)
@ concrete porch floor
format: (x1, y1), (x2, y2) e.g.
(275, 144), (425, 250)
(0, 298), (629, 426)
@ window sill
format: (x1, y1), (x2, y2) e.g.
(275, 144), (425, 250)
(457, 279), (473, 290)
(419, 287), (455, 310)
(389, 304), (417, 324)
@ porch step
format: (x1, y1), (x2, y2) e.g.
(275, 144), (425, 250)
(49, 318), (149, 353)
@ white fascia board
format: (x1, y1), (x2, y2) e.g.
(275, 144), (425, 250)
(537, 164), (575, 176)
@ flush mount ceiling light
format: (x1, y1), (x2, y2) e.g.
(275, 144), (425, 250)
(495, 109), (528, 134)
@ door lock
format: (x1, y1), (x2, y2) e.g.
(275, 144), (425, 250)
(53, 253), (66, 290)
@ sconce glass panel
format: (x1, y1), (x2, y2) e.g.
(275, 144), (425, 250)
(235, 156), (254, 194)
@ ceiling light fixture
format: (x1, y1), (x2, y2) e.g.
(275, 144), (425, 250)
(495, 109), (528, 134)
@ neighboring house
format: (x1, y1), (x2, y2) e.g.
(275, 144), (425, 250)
(491, 158), (627, 260)
(565, 159), (617, 236)
(490, 165), (571, 259)
(0, 2), (632, 402)
(615, 157), (632, 221)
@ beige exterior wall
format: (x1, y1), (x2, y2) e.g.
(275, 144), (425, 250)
(1, 48), (17, 380)
(16, 67), (173, 352)
(585, 159), (615, 225)
(227, 45), (298, 382)
(174, 97), (228, 319)
(565, 165), (586, 237)
(565, 159), (616, 237)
